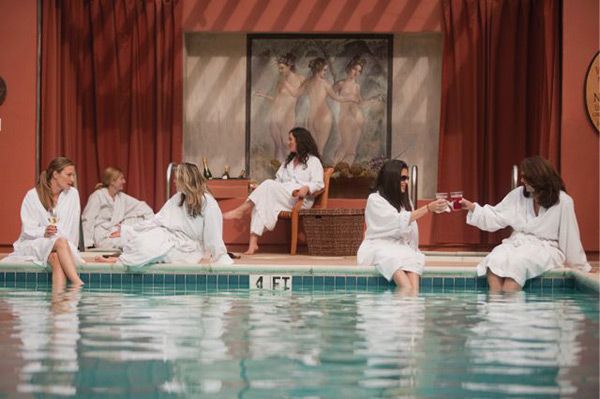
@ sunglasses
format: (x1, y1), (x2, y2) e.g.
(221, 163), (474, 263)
(400, 175), (410, 182)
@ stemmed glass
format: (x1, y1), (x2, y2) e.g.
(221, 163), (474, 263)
(48, 208), (59, 226)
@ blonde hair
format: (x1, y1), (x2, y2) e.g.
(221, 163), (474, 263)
(175, 162), (207, 218)
(95, 166), (123, 190)
(35, 157), (76, 211)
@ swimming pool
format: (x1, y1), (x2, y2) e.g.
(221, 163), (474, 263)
(0, 285), (596, 398)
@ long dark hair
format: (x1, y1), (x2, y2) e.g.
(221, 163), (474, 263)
(376, 159), (412, 211)
(284, 127), (321, 167)
(520, 156), (565, 208)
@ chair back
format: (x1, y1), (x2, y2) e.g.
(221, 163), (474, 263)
(314, 167), (334, 209)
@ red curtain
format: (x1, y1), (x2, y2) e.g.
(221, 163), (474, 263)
(433, 0), (562, 245)
(41, 0), (182, 210)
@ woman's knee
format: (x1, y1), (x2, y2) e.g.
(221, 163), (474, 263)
(48, 253), (61, 271)
(53, 237), (68, 250)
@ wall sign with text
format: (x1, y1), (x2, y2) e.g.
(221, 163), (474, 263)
(585, 51), (599, 133)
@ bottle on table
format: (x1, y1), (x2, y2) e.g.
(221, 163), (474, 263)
(202, 157), (213, 180)
(221, 165), (230, 180)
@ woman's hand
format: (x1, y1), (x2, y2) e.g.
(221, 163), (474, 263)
(44, 225), (57, 238)
(109, 225), (121, 238)
(293, 186), (310, 199)
(460, 198), (476, 211)
(427, 198), (450, 213)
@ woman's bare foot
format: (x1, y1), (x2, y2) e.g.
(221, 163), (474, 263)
(94, 256), (118, 264)
(70, 279), (85, 287)
(243, 245), (259, 255)
(223, 201), (253, 220)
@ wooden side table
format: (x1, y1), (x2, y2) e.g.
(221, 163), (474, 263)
(207, 179), (250, 199)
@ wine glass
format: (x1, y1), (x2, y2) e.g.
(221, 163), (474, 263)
(435, 192), (451, 213)
(48, 208), (59, 225)
(435, 192), (448, 200)
(450, 191), (463, 211)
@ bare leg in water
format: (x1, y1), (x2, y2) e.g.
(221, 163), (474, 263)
(486, 269), (504, 293)
(49, 238), (84, 286)
(502, 278), (522, 293)
(392, 268), (419, 294)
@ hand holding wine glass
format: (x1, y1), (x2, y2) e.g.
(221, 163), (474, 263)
(459, 198), (476, 211)
(45, 208), (58, 237)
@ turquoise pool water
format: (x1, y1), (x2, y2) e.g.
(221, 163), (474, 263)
(0, 286), (597, 398)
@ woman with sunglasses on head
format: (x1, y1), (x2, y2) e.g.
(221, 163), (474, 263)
(97, 163), (232, 267)
(1, 157), (84, 287)
(460, 156), (590, 292)
(357, 159), (448, 291)
(82, 166), (154, 250)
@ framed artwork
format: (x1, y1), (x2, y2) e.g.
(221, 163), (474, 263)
(246, 33), (392, 181)
(585, 51), (599, 133)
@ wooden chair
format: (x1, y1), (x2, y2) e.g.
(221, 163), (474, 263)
(278, 167), (334, 255)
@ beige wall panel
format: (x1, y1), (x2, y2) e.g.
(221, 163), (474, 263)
(184, 33), (247, 178)
(392, 33), (442, 199)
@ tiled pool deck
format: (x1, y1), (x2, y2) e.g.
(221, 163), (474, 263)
(0, 251), (598, 293)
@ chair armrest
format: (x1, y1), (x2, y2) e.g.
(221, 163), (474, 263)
(279, 197), (304, 219)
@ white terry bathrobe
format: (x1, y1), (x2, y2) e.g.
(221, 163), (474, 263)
(82, 188), (154, 249)
(118, 192), (233, 267)
(467, 187), (591, 286)
(248, 155), (324, 236)
(1, 187), (82, 266)
(357, 192), (425, 281)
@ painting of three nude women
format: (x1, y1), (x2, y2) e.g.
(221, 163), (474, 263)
(247, 34), (392, 181)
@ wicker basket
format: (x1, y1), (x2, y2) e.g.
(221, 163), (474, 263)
(300, 208), (365, 256)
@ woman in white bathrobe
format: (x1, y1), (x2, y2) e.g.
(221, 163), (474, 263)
(460, 156), (591, 292)
(82, 166), (153, 249)
(357, 160), (449, 290)
(98, 163), (233, 267)
(1, 157), (84, 286)
(224, 127), (324, 255)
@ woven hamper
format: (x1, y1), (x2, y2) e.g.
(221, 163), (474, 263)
(299, 208), (365, 256)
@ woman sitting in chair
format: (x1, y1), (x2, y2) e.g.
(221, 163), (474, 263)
(223, 127), (324, 255)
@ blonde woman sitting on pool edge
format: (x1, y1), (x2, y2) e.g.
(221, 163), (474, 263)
(82, 166), (154, 250)
(97, 163), (233, 267)
(1, 157), (84, 287)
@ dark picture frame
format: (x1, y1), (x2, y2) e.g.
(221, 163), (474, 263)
(246, 33), (392, 181)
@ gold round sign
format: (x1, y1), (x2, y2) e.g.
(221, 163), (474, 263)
(585, 51), (599, 132)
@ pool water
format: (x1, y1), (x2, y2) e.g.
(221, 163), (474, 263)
(0, 286), (597, 398)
